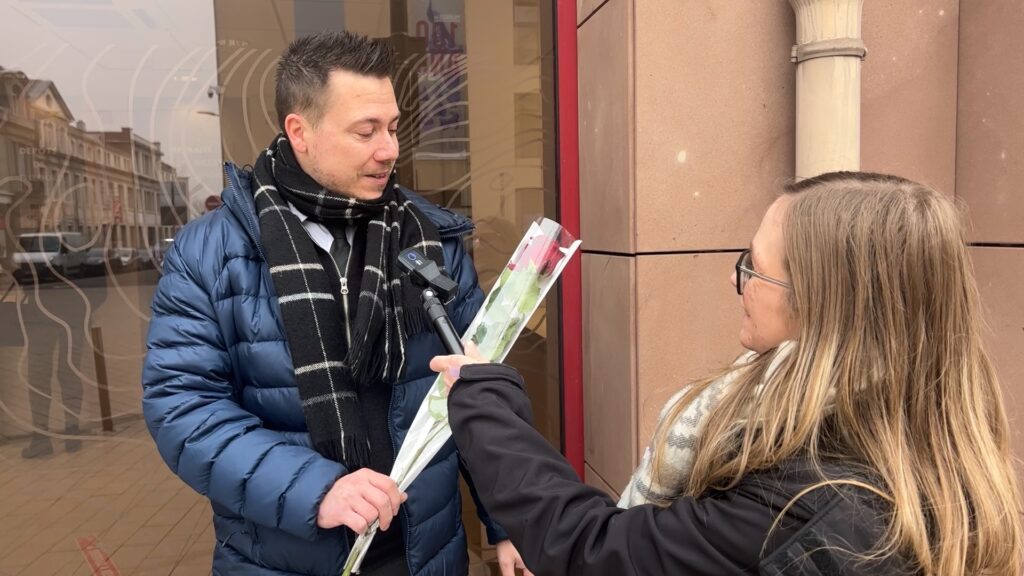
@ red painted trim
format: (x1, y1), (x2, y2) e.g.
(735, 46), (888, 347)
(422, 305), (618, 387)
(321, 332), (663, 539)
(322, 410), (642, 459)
(556, 0), (584, 478)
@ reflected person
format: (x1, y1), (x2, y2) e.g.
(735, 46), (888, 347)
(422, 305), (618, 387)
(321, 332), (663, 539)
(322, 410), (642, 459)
(15, 235), (105, 458)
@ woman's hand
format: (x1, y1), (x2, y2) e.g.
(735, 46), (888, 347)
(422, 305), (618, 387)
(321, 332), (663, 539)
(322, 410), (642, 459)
(429, 342), (486, 393)
(495, 539), (535, 576)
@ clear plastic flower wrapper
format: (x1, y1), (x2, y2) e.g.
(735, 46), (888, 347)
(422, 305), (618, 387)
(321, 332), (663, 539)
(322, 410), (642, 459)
(342, 217), (581, 575)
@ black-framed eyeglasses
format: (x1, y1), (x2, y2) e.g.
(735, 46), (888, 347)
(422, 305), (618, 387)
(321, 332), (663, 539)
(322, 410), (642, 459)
(735, 249), (792, 295)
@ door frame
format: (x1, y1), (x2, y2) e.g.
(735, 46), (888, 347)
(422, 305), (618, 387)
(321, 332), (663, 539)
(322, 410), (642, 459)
(555, 0), (583, 477)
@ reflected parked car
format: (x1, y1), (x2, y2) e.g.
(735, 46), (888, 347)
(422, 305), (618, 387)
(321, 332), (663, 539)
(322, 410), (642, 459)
(154, 238), (174, 270)
(12, 232), (87, 283)
(82, 247), (111, 277)
(82, 247), (145, 275)
(111, 248), (139, 273)
(137, 248), (155, 271)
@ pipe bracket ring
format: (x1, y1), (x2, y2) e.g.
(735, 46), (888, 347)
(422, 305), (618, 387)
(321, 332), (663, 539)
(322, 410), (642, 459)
(791, 38), (867, 63)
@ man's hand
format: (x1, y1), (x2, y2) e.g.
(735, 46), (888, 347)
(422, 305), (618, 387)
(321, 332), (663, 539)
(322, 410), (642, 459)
(317, 468), (407, 534)
(495, 539), (534, 576)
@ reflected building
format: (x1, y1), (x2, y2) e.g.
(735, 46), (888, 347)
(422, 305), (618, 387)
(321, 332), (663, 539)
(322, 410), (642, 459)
(0, 67), (189, 262)
(160, 162), (190, 242)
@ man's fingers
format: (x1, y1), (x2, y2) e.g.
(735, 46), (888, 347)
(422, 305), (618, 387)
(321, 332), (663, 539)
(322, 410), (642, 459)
(339, 509), (370, 534)
(362, 487), (396, 531)
(348, 497), (380, 530)
(362, 472), (403, 531)
(366, 473), (404, 513)
(318, 470), (405, 532)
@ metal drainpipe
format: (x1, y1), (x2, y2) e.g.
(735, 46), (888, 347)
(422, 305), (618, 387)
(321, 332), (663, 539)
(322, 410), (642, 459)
(789, 0), (867, 178)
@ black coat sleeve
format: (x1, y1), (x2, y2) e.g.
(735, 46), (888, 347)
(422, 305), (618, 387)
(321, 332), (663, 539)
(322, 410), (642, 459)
(448, 363), (812, 576)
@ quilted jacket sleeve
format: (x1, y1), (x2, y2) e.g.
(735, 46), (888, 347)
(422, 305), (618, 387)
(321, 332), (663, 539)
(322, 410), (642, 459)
(446, 234), (484, 337)
(142, 230), (346, 542)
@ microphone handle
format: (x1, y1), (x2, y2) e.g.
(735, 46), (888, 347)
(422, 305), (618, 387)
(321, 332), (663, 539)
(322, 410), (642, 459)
(432, 315), (465, 355)
(422, 291), (465, 355)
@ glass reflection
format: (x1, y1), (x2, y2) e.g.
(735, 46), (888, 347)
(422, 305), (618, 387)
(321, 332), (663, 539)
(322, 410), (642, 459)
(0, 1), (555, 574)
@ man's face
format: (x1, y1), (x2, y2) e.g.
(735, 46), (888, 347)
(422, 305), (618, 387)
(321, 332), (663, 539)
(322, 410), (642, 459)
(288, 69), (400, 200)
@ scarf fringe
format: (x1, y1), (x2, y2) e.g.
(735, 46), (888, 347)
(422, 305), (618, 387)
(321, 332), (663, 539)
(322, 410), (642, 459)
(399, 278), (434, 341)
(401, 310), (432, 344)
(348, 337), (389, 386)
(318, 437), (371, 471)
(346, 279), (440, 385)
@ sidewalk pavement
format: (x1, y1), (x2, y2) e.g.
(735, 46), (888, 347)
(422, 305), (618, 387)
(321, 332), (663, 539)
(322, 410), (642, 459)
(0, 419), (501, 576)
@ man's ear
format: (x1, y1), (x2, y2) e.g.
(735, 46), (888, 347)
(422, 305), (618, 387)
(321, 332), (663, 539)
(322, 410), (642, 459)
(284, 113), (310, 154)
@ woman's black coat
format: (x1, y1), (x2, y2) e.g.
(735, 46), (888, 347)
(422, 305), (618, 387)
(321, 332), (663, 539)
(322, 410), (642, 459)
(448, 363), (908, 576)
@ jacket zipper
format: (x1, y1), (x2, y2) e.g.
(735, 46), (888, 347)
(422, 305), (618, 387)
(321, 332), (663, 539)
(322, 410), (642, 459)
(223, 164), (266, 262)
(327, 233), (352, 346)
(380, 212), (410, 572)
(386, 383), (414, 576)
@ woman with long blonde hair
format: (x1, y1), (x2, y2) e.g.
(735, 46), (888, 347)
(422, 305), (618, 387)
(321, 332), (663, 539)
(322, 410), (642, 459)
(432, 172), (1023, 575)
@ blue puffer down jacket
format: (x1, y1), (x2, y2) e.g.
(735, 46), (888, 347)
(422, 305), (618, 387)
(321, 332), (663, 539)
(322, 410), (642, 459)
(142, 164), (504, 575)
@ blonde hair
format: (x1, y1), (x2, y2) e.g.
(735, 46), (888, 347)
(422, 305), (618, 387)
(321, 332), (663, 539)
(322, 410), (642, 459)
(651, 172), (1023, 575)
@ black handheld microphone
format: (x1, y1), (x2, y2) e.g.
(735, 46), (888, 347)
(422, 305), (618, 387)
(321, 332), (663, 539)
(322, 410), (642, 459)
(420, 288), (464, 355)
(398, 247), (465, 355)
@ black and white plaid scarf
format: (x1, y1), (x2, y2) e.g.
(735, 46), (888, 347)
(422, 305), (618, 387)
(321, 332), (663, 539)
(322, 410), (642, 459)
(253, 134), (445, 470)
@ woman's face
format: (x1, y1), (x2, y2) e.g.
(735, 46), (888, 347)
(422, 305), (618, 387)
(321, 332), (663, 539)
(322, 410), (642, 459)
(730, 196), (800, 353)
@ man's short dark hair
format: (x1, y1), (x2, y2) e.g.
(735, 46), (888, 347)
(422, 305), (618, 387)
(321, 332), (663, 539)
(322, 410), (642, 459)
(275, 30), (394, 131)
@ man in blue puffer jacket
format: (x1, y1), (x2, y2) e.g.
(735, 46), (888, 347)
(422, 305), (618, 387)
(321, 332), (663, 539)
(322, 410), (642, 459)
(142, 31), (528, 576)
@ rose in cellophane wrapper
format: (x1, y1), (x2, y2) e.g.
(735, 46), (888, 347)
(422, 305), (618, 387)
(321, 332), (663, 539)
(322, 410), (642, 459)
(342, 218), (581, 575)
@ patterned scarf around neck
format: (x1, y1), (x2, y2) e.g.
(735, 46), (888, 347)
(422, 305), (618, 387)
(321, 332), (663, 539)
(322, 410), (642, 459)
(619, 341), (795, 508)
(252, 134), (446, 470)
